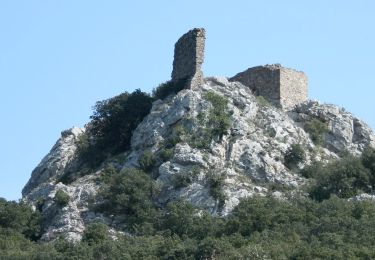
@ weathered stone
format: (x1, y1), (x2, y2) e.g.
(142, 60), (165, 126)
(171, 28), (205, 89)
(230, 64), (308, 110)
(22, 127), (84, 196)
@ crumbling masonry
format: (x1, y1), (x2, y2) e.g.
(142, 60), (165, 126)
(230, 64), (308, 110)
(172, 28), (206, 89)
(171, 28), (308, 109)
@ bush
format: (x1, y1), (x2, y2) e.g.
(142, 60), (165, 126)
(78, 89), (153, 167)
(82, 223), (109, 245)
(97, 168), (156, 228)
(152, 78), (188, 100)
(284, 144), (306, 169)
(204, 91), (231, 141)
(207, 171), (226, 207)
(189, 91), (231, 149)
(173, 173), (192, 189)
(54, 190), (70, 207)
(159, 148), (173, 162)
(138, 151), (156, 172)
(0, 198), (41, 240)
(309, 155), (372, 201)
(173, 167), (200, 189)
(361, 147), (375, 188)
(304, 118), (329, 145)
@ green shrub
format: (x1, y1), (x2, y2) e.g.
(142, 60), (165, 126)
(164, 125), (187, 149)
(54, 190), (70, 207)
(207, 171), (226, 207)
(78, 89), (153, 168)
(284, 144), (306, 169)
(309, 155), (372, 201)
(204, 91), (231, 140)
(304, 118), (329, 145)
(173, 166), (200, 189)
(138, 151), (156, 172)
(82, 223), (109, 245)
(152, 77), (188, 100)
(173, 173), (192, 189)
(361, 147), (375, 188)
(0, 198), (41, 240)
(188, 91), (231, 149)
(159, 148), (173, 162)
(300, 161), (324, 179)
(255, 96), (270, 107)
(97, 168), (156, 228)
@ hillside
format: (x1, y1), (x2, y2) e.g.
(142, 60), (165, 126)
(2, 28), (375, 259)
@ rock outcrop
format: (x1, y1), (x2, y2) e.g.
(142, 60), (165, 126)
(22, 77), (375, 241)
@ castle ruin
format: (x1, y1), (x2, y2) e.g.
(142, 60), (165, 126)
(230, 64), (308, 110)
(171, 28), (205, 89)
(171, 28), (308, 109)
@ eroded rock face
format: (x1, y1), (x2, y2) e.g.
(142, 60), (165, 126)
(22, 127), (84, 196)
(22, 77), (375, 241)
(290, 101), (375, 154)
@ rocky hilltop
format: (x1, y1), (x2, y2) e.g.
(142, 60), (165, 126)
(22, 29), (375, 241)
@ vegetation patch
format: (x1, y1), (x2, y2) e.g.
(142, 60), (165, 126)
(96, 168), (156, 229)
(304, 118), (329, 145)
(173, 166), (200, 189)
(82, 222), (109, 245)
(54, 190), (70, 208)
(152, 77), (188, 100)
(255, 95), (270, 107)
(77, 89), (153, 169)
(284, 144), (306, 169)
(189, 91), (232, 149)
(138, 150), (156, 172)
(159, 148), (173, 162)
(207, 171), (227, 207)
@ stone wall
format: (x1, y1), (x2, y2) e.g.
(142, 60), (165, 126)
(171, 28), (205, 89)
(230, 64), (308, 110)
(279, 67), (308, 110)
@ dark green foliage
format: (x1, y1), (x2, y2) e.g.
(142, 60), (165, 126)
(190, 91), (232, 149)
(78, 89), (153, 168)
(204, 91), (231, 141)
(3, 195), (375, 258)
(97, 168), (156, 228)
(82, 222), (109, 245)
(164, 125), (187, 149)
(54, 190), (70, 207)
(138, 150), (156, 172)
(173, 167), (199, 189)
(152, 77), (188, 100)
(309, 154), (372, 201)
(173, 173), (192, 188)
(284, 144), (306, 169)
(304, 118), (329, 145)
(159, 148), (173, 162)
(361, 147), (375, 188)
(207, 171), (226, 206)
(0, 198), (41, 240)
(300, 161), (324, 179)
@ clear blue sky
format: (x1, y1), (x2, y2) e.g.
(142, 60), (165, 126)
(1, 1), (374, 200)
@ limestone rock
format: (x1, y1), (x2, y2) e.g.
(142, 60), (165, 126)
(22, 77), (375, 241)
(22, 127), (84, 196)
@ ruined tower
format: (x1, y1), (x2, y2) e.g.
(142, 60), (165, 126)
(230, 64), (308, 110)
(171, 28), (206, 89)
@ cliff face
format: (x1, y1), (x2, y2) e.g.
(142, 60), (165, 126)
(22, 77), (375, 241)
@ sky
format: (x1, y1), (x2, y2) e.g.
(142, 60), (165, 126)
(0, 0), (374, 200)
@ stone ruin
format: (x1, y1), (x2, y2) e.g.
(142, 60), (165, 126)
(171, 28), (205, 89)
(230, 64), (308, 110)
(171, 28), (308, 109)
